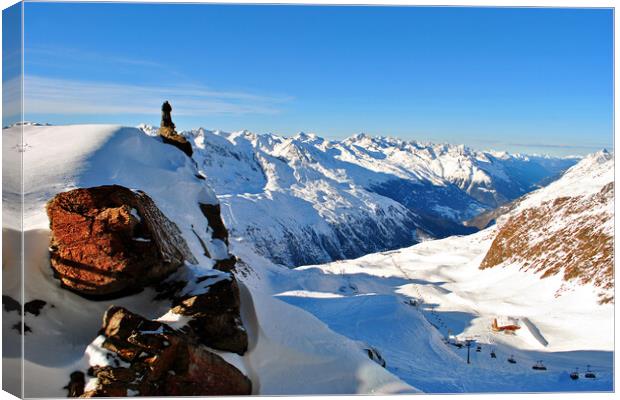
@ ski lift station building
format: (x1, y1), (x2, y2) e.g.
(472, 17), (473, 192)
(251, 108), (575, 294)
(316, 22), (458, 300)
(492, 317), (521, 333)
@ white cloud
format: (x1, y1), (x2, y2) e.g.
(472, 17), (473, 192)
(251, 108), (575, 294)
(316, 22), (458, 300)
(23, 75), (292, 116)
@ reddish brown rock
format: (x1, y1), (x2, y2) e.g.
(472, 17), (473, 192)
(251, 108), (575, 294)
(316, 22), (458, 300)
(78, 306), (251, 397)
(159, 101), (193, 157)
(160, 126), (193, 158)
(171, 276), (248, 354)
(47, 185), (197, 298)
(214, 255), (237, 272)
(480, 182), (614, 304)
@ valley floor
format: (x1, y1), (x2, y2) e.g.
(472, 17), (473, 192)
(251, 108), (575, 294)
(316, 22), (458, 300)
(234, 228), (614, 393)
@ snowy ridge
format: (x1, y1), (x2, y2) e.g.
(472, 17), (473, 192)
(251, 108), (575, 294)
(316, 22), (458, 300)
(2, 124), (414, 396)
(144, 125), (577, 266)
(514, 149), (613, 213)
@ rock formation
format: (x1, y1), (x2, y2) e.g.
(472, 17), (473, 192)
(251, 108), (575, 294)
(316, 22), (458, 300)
(47, 185), (197, 298)
(169, 272), (248, 354)
(198, 202), (238, 272)
(159, 101), (193, 157)
(78, 306), (251, 397)
(480, 182), (614, 304)
(47, 185), (252, 396)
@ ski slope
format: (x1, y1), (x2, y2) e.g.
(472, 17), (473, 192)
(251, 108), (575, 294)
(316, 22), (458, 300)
(234, 226), (613, 393)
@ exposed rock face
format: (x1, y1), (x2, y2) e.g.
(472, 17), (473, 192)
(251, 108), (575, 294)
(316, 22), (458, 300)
(78, 306), (251, 397)
(53, 183), (252, 396)
(364, 346), (386, 368)
(65, 372), (85, 397)
(47, 185), (197, 298)
(170, 273), (248, 354)
(198, 202), (238, 272)
(480, 182), (614, 304)
(160, 127), (194, 158)
(159, 101), (193, 157)
(199, 203), (230, 245)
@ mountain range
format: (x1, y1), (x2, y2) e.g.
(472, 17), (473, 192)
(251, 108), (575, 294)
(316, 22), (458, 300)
(2, 123), (612, 396)
(140, 125), (578, 267)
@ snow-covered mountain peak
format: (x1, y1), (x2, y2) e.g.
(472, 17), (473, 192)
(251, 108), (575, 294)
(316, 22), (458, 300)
(514, 149), (613, 211)
(148, 125), (580, 266)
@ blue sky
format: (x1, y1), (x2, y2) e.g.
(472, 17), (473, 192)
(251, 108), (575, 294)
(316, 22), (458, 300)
(16, 3), (614, 155)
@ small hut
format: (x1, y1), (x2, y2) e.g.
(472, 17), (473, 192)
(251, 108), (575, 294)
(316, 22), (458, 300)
(491, 317), (521, 334)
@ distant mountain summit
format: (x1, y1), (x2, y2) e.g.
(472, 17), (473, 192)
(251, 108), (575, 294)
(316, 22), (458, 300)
(136, 126), (578, 267)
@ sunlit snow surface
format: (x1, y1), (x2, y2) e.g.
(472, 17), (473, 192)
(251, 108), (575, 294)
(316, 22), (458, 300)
(236, 226), (613, 393)
(3, 125), (413, 396)
(2, 124), (611, 395)
(235, 154), (614, 393)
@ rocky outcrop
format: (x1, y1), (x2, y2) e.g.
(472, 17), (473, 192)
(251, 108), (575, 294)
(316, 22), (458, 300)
(77, 306), (251, 397)
(199, 203), (230, 245)
(480, 182), (614, 303)
(159, 101), (193, 157)
(49, 182), (252, 396)
(65, 372), (85, 397)
(47, 185), (197, 298)
(160, 126), (194, 158)
(198, 202), (238, 272)
(364, 346), (386, 368)
(170, 273), (248, 354)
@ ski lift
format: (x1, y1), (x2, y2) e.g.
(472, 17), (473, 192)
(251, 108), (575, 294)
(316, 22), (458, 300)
(507, 355), (517, 364)
(490, 350), (497, 359)
(476, 345), (482, 353)
(532, 360), (547, 371)
(570, 368), (579, 380)
(585, 365), (596, 379)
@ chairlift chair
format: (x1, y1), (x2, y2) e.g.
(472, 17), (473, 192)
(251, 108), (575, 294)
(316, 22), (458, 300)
(507, 355), (516, 364)
(585, 365), (596, 379)
(532, 360), (547, 371)
(570, 368), (579, 380)
(490, 350), (497, 359)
